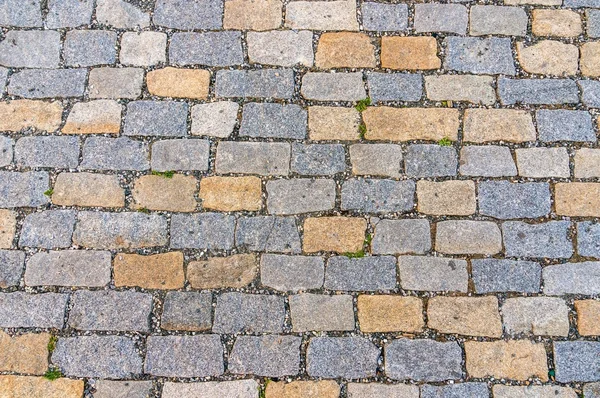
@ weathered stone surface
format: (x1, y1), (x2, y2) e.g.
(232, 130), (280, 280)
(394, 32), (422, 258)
(200, 176), (262, 211)
(93, 380), (153, 398)
(216, 70), (294, 99)
(405, 145), (457, 177)
(8, 69), (87, 99)
(285, 0), (359, 30)
(291, 143), (346, 176)
(444, 37), (515, 75)
(170, 213), (235, 250)
(478, 181), (551, 219)
(124, 101), (188, 137)
(236, 216), (301, 253)
(465, 340), (548, 381)
(74, 211), (167, 249)
(421, 383), (490, 398)
(162, 381), (259, 398)
(0, 0), (42, 27)
(357, 295), (424, 333)
(144, 335), (223, 377)
(580, 80), (600, 108)
(0, 376), (83, 398)
(584, 383), (600, 398)
(417, 180), (475, 216)
(170, 32), (242, 66)
(267, 179), (335, 214)
(52, 172), (124, 208)
(224, 0), (282, 31)
(537, 110), (595, 142)
(0, 292), (67, 328)
(19, 210), (75, 249)
(436, 220), (502, 255)
(575, 300), (600, 336)
(0, 136), (11, 168)
(325, 256), (396, 291)
(161, 291), (212, 331)
(307, 337), (380, 379)
(502, 297), (570, 336)
(517, 41), (579, 76)
(554, 341), (600, 382)
(64, 30), (117, 67)
(362, 3), (408, 31)
(229, 335), (301, 377)
(543, 262), (600, 296)
(372, 219), (431, 255)
(0, 171), (48, 208)
(0, 331), (49, 374)
(301, 72), (366, 101)
(579, 222), (600, 258)
(516, 148), (570, 178)
(260, 254), (324, 291)
(248, 30), (313, 67)
(533, 9), (582, 37)
(15, 136), (79, 168)
(364, 108), (459, 142)
(0, 31), (60, 68)
(188, 254), (257, 289)
(154, 0), (223, 29)
(502, 221), (573, 259)
(0, 101), (61, 132)
(239, 103), (306, 138)
(556, 183), (600, 217)
(88, 67), (144, 99)
(498, 78), (579, 105)
(132, 174), (197, 212)
(459, 145), (516, 177)
(398, 256), (467, 292)
(385, 339), (462, 381)
(463, 109), (535, 143)
(147, 68), (210, 99)
(151, 139), (209, 172)
(216, 141), (290, 175)
(266, 381), (340, 398)
(213, 292), (285, 333)
(114, 252), (184, 289)
(470, 5), (527, 36)
(290, 293), (354, 331)
(81, 137), (149, 171)
(304, 217), (366, 253)
(191, 102), (239, 137)
(63, 100), (122, 134)
(472, 259), (541, 293)
(25, 250), (111, 287)
(348, 383), (419, 398)
(46, 0), (93, 27)
(425, 75), (494, 105)
(342, 179), (414, 213)
(367, 72), (422, 102)
(350, 144), (402, 177)
(414, 4), (467, 34)
(381, 36), (441, 70)
(96, 0), (150, 28)
(0, 210), (16, 249)
(427, 296), (502, 337)
(575, 149), (600, 178)
(69, 290), (152, 332)
(0, 250), (24, 288)
(316, 32), (376, 68)
(493, 385), (577, 398)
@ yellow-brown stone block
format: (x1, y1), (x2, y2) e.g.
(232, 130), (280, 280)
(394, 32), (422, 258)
(463, 109), (536, 143)
(575, 299), (600, 336)
(52, 172), (125, 208)
(555, 183), (600, 217)
(223, 0), (283, 31)
(417, 180), (476, 216)
(62, 100), (121, 134)
(132, 174), (197, 212)
(0, 100), (63, 132)
(0, 376), (84, 398)
(316, 32), (376, 68)
(0, 210), (16, 249)
(146, 67), (210, 99)
(308, 106), (360, 141)
(200, 176), (262, 211)
(0, 332), (49, 374)
(363, 107), (459, 141)
(381, 36), (441, 70)
(303, 217), (367, 253)
(266, 380), (340, 398)
(114, 252), (185, 289)
(427, 296), (502, 338)
(358, 295), (424, 333)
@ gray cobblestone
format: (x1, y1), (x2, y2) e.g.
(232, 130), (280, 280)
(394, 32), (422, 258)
(260, 254), (324, 291)
(494, 386), (577, 398)
(405, 145), (457, 177)
(348, 384), (419, 398)
(307, 337), (380, 379)
(398, 256), (468, 293)
(46, 0), (93, 28)
(350, 144), (403, 178)
(162, 380), (259, 398)
(421, 383), (489, 398)
(171, 213), (235, 250)
(436, 220), (502, 255)
(554, 342), (600, 382)
(161, 291), (213, 331)
(25, 250), (111, 287)
(151, 139), (210, 171)
(325, 256), (397, 291)
(96, 0), (150, 28)
(120, 32), (166, 67)
(472, 259), (541, 293)
(290, 293), (354, 331)
(580, 80), (600, 108)
(543, 262), (600, 295)
(478, 181), (551, 219)
(0, 31), (60, 68)
(0, 68), (7, 95)
(229, 335), (301, 377)
(8, 69), (87, 98)
(415, 4), (468, 34)
(0, 250), (24, 288)
(386, 339), (462, 381)
(267, 179), (335, 214)
(584, 383), (600, 398)
(589, 10), (600, 38)
(444, 37), (515, 75)
(362, 3), (408, 31)
(499, 78), (579, 105)
(213, 292), (285, 333)
(14, 136), (80, 168)
(372, 219), (431, 255)
(291, 143), (346, 176)
(342, 179), (414, 213)
(153, 0), (222, 29)
(503, 221), (573, 259)
(0, 136), (11, 167)
(216, 142), (290, 175)
(191, 102), (239, 137)
(0, 0), (42, 27)
(459, 145), (517, 177)
(301, 72), (367, 101)
(247, 30), (314, 67)
(81, 137), (149, 171)
(145, 335), (223, 377)
(93, 380), (152, 398)
(53, 336), (143, 378)
(0, 292), (68, 328)
(367, 73), (422, 102)
(236, 216), (301, 253)
(0, 171), (48, 208)
(19, 210), (75, 249)
(425, 75), (495, 105)
(64, 30), (117, 67)
(239, 103), (306, 139)
(536, 110), (596, 142)
(74, 211), (168, 249)
(88, 67), (144, 99)
(516, 147), (570, 178)
(578, 221), (600, 258)
(469, 6), (527, 36)
(502, 297), (570, 336)
(124, 101), (188, 137)
(216, 70), (295, 99)
(170, 32), (243, 66)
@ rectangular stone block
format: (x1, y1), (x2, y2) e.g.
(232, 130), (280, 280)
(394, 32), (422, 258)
(421, 383), (490, 398)
(114, 252), (184, 290)
(0, 171), (48, 208)
(213, 292), (285, 333)
(516, 147), (570, 178)
(427, 296), (502, 338)
(0, 31), (60, 68)
(191, 102), (239, 137)
(267, 179), (335, 215)
(81, 137), (149, 171)
(62, 100), (122, 135)
(124, 100), (188, 137)
(357, 295), (424, 333)
(73, 211), (167, 249)
(502, 221), (573, 259)
(154, 0), (222, 29)
(309, 106), (360, 141)
(319, 33), (373, 66)
(324, 256), (396, 291)
(247, 30), (314, 67)
(0, 250), (24, 287)
(537, 109), (595, 142)
(578, 221), (600, 258)
(145, 335), (223, 377)
(285, 0), (359, 30)
(543, 262), (600, 295)
(161, 291), (212, 331)
(0, 210), (15, 249)
(554, 342), (600, 382)
(152, 139), (209, 172)
(170, 32), (243, 66)
(290, 293), (354, 332)
(8, 69), (87, 98)
(444, 37), (515, 75)
(381, 36), (440, 70)
(575, 149), (600, 178)
(417, 180), (475, 216)
(0, 136), (12, 168)
(350, 144), (403, 178)
(131, 174), (197, 212)
(362, 3), (408, 31)
(303, 216), (367, 254)
(260, 254), (324, 291)
(398, 256), (468, 292)
(472, 259), (541, 293)
(188, 254), (257, 289)
(46, 0), (93, 28)
(556, 183), (600, 217)
(342, 179), (415, 213)
(53, 172), (124, 208)
(216, 70), (294, 99)
(463, 109), (536, 142)
(163, 380), (259, 398)
(0, 331), (49, 374)
(363, 107), (459, 141)
(576, 300), (600, 336)
(147, 67), (210, 99)
(14, 136), (80, 168)
(469, 5), (528, 36)
(0, 0), (42, 27)
(64, 30), (117, 67)
(229, 335), (301, 377)
(415, 4), (467, 34)
(120, 31), (166, 67)
(88, 67), (144, 99)
(25, 250), (111, 287)
(0, 100), (63, 132)
(236, 216), (301, 253)
(385, 339), (462, 381)
(498, 78), (579, 105)
(0, 376), (83, 398)
(307, 337), (379, 379)
(216, 141), (290, 175)
(366, 72), (422, 102)
(493, 386), (578, 398)
(502, 297), (570, 336)
(19, 210), (76, 249)
(301, 72), (366, 101)
(93, 380), (153, 398)
(291, 143), (346, 176)
(170, 213), (235, 250)
(240, 103), (306, 139)
(372, 219), (431, 255)
(435, 220), (502, 255)
(0, 292), (68, 328)
(267, 381), (340, 398)
(425, 75), (495, 105)
(478, 181), (551, 219)
(200, 176), (261, 212)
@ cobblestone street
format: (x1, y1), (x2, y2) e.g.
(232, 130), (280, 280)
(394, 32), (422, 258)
(0, 0), (599, 396)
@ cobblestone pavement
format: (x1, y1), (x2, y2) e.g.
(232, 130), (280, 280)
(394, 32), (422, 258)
(0, 0), (600, 397)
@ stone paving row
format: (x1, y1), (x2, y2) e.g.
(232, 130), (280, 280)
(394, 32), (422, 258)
(1, 0), (600, 397)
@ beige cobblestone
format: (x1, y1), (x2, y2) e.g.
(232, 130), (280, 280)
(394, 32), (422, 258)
(555, 183), (600, 217)
(316, 33), (376, 68)
(363, 107), (459, 141)
(132, 174), (197, 212)
(308, 106), (360, 141)
(381, 37), (441, 70)
(0, 210), (16, 249)
(575, 300), (600, 336)
(575, 148), (600, 178)
(517, 41), (578, 76)
(266, 381), (340, 398)
(417, 180), (476, 216)
(581, 42), (600, 77)
(114, 252), (185, 290)
(0, 376), (84, 398)
(0, 100), (63, 132)
(427, 296), (502, 337)
(303, 217), (367, 253)
(357, 295), (424, 333)
(285, 0), (359, 31)
(532, 10), (582, 37)
(435, 220), (502, 255)
(0, 332), (49, 374)
(62, 100), (121, 134)
(463, 109), (536, 143)
(188, 254), (258, 289)
(147, 67), (210, 99)
(52, 172), (125, 208)
(224, 0), (283, 31)
(199, 176), (262, 211)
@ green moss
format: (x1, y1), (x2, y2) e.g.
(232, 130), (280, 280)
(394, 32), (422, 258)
(43, 188), (54, 196)
(364, 233), (373, 247)
(47, 335), (58, 354)
(43, 368), (62, 381)
(151, 170), (175, 178)
(438, 137), (452, 147)
(354, 97), (371, 112)
(137, 207), (151, 214)
(344, 249), (365, 259)
(358, 123), (367, 139)
(258, 379), (271, 398)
